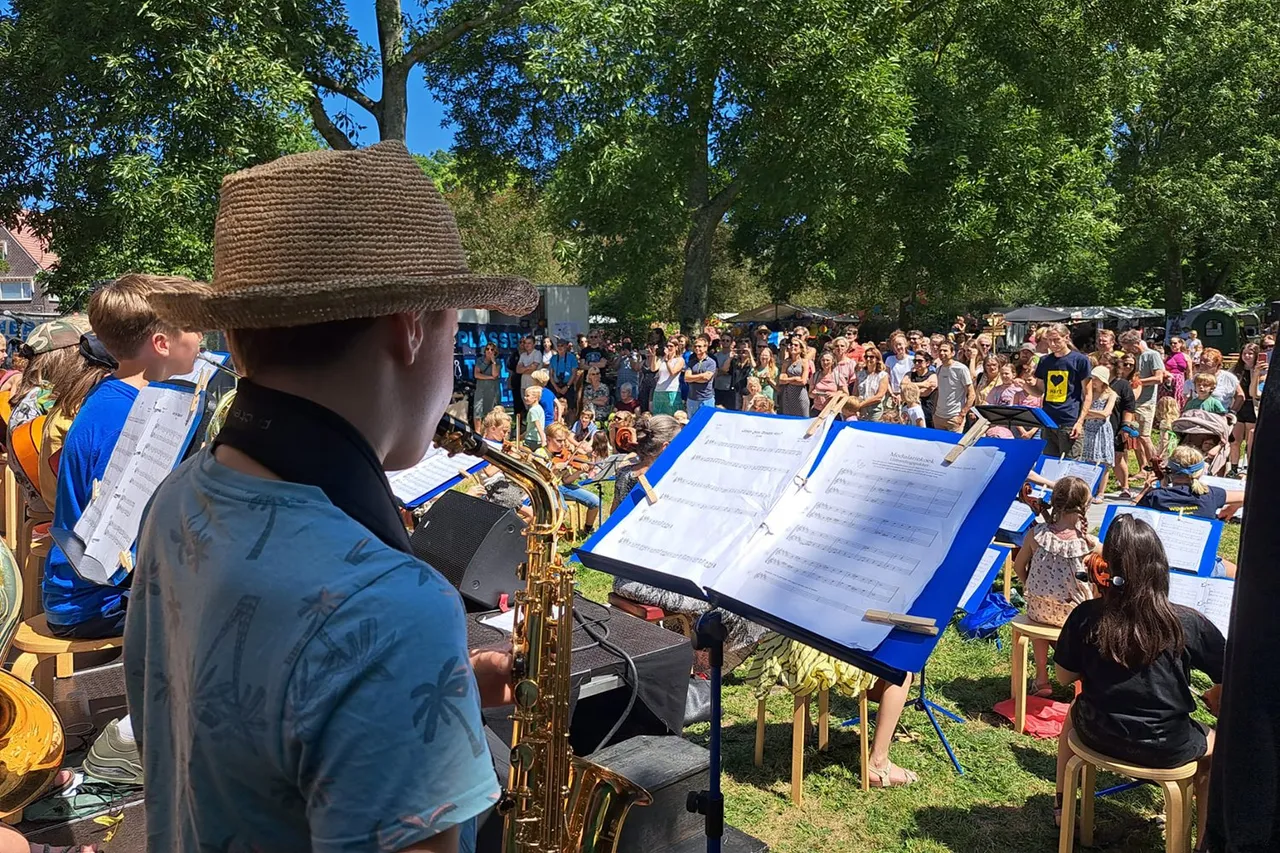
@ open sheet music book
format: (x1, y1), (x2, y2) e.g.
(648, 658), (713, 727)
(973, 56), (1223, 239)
(1168, 572), (1234, 638)
(1099, 504), (1223, 577)
(52, 382), (205, 586)
(578, 409), (1041, 677)
(387, 444), (488, 507)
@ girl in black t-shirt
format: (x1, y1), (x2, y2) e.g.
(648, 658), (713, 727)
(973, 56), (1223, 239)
(1052, 513), (1224, 833)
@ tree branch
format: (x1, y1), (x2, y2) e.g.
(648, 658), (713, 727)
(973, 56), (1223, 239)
(902, 0), (948, 27)
(303, 70), (380, 119)
(401, 0), (529, 70)
(307, 92), (357, 150)
(707, 173), (745, 219)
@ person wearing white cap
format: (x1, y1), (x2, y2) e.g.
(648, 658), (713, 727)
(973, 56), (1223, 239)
(1080, 365), (1119, 497)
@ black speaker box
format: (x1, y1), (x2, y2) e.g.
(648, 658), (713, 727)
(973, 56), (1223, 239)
(410, 490), (526, 609)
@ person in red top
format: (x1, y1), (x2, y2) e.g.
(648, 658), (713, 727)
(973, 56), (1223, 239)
(845, 326), (866, 364)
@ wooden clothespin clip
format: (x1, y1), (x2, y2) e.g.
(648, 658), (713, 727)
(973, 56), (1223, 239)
(943, 414), (990, 465)
(92, 479), (102, 502)
(187, 374), (210, 421)
(638, 473), (658, 505)
(118, 550), (135, 574)
(805, 391), (848, 438)
(863, 610), (939, 636)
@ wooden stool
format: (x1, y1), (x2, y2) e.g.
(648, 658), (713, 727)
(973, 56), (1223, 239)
(991, 541), (1016, 600)
(1010, 614), (1062, 734)
(1059, 729), (1199, 853)
(10, 614), (123, 700)
(1, 464), (16, 555)
(21, 525), (50, 620)
(753, 688), (869, 804)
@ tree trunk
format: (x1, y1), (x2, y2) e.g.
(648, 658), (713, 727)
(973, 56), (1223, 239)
(680, 210), (718, 335)
(375, 0), (408, 141)
(1164, 233), (1184, 315)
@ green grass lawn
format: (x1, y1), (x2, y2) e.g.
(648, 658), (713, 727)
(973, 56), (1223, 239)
(560, 477), (1234, 852)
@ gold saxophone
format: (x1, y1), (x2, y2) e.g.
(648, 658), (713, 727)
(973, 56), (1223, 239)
(435, 416), (651, 853)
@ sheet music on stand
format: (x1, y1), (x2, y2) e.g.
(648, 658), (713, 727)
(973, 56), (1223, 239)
(579, 409), (1042, 678)
(1099, 504), (1222, 576)
(53, 383), (204, 586)
(1201, 475), (1245, 520)
(386, 444), (488, 507)
(960, 546), (1005, 613)
(1167, 572), (1234, 638)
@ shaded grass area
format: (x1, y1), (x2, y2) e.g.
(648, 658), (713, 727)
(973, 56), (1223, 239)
(555, 479), (1234, 851)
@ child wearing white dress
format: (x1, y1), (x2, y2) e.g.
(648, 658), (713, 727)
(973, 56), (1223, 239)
(1012, 477), (1100, 696)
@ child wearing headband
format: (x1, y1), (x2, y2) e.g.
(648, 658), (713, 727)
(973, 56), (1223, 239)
(1052, 513), (1224, 831)
(1011, 477), (1100, 697)
(1137, 444), (1244, 577)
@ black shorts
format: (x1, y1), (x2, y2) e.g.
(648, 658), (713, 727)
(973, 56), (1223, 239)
(1239, 399), (1257, 424)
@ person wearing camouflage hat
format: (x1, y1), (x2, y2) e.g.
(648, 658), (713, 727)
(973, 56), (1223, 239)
(6, 313), (94, 513)
(19, 314), (92, 358)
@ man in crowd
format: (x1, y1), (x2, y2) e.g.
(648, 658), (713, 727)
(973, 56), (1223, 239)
(1028, 322), (1093, 457)
(832, 336), (858, 390)
(579, 329), (608, 369)
(549, 336), (579, 399)
(1121, 329), (1167, 472)
(711, 338), (735, 408)
(846, 325), (866, 363)
(1090, 328), (1116, 365)
(754, 325), (772, 351)
(130, 141), (529, 852)
(932, 341), (974, 432)
(684, 333), (717, 415)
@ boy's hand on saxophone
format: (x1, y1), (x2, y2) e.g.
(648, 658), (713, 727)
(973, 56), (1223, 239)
(471, 644), (516, 707)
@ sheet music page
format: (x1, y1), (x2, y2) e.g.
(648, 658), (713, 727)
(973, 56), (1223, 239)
(72, 385), (196, 584)
(166, 352), (226, 385)
(962, 547), (1004, 609)
(1038, 457), (1104, 492)
(1000, 500), (1034, 533)
(589, 412), (827, 590)
(387, 445), (487, 503)
(1167, 572), (1234, 638)
(1201, 475), (1244, 519)
(1110, 506), (1213, 574)
(713, 428), (1003, 651)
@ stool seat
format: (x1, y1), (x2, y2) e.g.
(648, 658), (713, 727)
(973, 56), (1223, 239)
(608, 592), (665, 622)
(1060, 729), (1199, 853)
(1010, 613), (1063, 641)
(12, 614), (122, 656)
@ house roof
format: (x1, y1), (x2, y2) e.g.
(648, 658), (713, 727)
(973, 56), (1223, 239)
(3, 214), (58, 272)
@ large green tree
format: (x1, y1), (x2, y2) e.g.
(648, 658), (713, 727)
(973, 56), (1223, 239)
(1108, 0), (1280, 313)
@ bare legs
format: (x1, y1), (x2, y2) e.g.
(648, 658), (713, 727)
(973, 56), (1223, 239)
(865, 673), (917, 787)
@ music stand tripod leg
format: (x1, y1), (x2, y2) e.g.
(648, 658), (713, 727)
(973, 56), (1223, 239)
(914, 666), (965, 775)
(686, 612), (727, 853)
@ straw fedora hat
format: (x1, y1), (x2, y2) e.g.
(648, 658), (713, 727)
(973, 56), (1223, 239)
(150, 140), (538, 330)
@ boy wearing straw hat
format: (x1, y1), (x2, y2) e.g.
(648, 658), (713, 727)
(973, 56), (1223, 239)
(127, 142), (537, 853)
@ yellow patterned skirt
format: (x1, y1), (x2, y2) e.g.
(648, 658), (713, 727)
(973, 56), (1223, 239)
(742, 631), (877, 700)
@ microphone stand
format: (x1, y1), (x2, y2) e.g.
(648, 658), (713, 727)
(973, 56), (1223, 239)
(686, 611), (727, 853)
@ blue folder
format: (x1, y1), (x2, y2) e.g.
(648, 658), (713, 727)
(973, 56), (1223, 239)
(402, 461), (491, 508)
(1098, 504), (1222, 577)
(578, 408), (1043, 682)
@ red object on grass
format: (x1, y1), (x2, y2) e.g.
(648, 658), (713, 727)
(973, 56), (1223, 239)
(994, 696), (1071, 739)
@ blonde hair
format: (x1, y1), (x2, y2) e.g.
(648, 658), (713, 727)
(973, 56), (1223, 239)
(531, 368), (550, 386)
(1155, 396), (1179, 430)
(745, 375), (762, 395)
(546, 422), (572, 442)
(523, 385), (543, 403)
(1193, 372), (1217, 388)
(747, 394), (775, 413)
(673, 410), (690, 425)
(482, 406), (511, 433)
(900, 381), (921, 406)
(89, 273), (202, 360)
(1047, 476), (1091, 524)
(1169, 445), (1210, 495)
(840, 396), (862, 418)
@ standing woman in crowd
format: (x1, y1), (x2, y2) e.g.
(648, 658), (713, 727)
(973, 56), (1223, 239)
(907, 352), (937, 425)
(639, 328), (665, 411)
(1108, 352), (1138, 499)
(649, 338), (685, 416)
(976, 354), (1003, 402)
(729, 338), (756, 410)
(1080, 366), (1118, 499)
(1229, 342), (1260, 476)
(983, 362), (1026, 439)
(1013, 360), (1044, 438)
(472, 342), (502, 431)
(809, 351), (841, 415)
(856, 348), (890, 422)
(1190, 348), (1242, 416)
(1164, 335), (1191, 408)
(583, 365), (612, 419)
(752, 345), (779, 404)
(777, 337), (812, 417)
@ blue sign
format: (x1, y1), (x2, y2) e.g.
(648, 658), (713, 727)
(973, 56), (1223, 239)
(454, 322), (526, 408)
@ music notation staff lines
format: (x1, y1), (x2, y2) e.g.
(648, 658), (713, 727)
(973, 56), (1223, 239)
(686, 454), (792, 476)
(666, 474), (773, 503)
(756, 547), (896, 612)
(784, 525), (920, 576)
(700, 437), (806, 457)
(616, 534), (717, 570)
(826, 469), (964, 516)
(803, 505), (939, 548)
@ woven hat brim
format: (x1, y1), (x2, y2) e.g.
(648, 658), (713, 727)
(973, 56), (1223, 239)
(149, 274), (539, 330)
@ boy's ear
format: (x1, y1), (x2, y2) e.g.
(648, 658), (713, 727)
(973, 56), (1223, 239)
(151, 330), (172, 358)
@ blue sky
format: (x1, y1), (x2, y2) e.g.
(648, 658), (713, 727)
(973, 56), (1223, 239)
(331, 1), (458, 153)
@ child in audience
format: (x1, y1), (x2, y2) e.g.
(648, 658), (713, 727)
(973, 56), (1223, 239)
(900, 382), (926, 427)
(1012, 477), (1099, 697)
(1080, 366), (1117, 498)
(572, 405), (598, 445)
(836, 395), (862, 422)
(1053, 513), (1223, 831)
(1154, 396), (1181, 460)
(523, 385), (546, 449)
(1183, 373), (1227, 415)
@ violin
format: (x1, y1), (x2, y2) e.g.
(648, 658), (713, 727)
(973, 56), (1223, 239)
(1018, 482), (1051, 522)
(551, 442), (592, 483)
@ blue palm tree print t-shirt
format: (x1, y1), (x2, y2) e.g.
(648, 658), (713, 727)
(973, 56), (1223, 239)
(124, 451), (500, 853)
